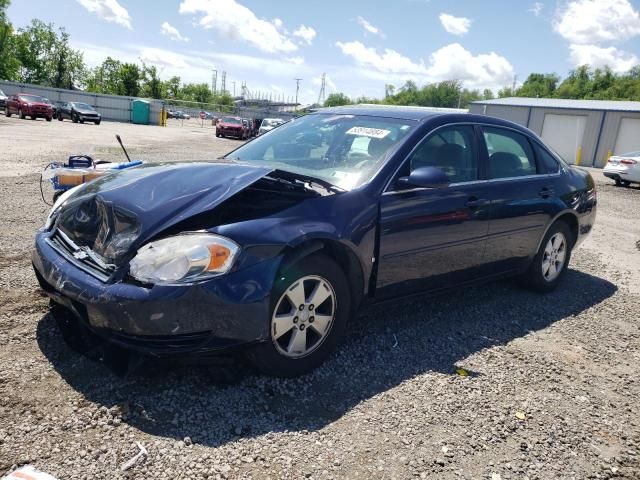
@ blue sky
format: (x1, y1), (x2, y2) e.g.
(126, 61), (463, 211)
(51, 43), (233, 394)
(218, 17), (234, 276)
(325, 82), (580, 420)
(7, 0), (640, 104)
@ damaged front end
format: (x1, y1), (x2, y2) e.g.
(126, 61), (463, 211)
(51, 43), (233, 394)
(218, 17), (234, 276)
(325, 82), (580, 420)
(33, 161), (333, 358)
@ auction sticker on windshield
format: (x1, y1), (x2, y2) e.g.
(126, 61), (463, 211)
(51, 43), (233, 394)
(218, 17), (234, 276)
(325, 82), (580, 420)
(345, 127), (391, 139)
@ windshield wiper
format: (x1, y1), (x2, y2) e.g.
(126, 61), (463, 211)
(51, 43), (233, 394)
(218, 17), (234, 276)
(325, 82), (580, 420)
(270, 169), (344, 195)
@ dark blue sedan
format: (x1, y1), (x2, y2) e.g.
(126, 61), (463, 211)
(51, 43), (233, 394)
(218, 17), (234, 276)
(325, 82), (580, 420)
(32, 106), (597, 377)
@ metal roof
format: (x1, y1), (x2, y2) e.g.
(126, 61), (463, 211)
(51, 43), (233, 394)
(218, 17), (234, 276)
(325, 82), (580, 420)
(471, 97), (640, 112)
(316, 104), (468, 121)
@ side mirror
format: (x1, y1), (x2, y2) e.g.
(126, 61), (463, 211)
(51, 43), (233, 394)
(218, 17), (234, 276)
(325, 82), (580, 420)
(397, 166), (450, 189)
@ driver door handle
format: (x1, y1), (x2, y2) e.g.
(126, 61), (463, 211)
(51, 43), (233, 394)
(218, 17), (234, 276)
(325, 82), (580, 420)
(466, 196), (487, 208)
(539, 187), (555, 198)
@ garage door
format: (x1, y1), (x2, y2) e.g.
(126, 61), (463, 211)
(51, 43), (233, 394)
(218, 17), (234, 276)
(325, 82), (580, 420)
(540, 114), (586, 165)
(613, 118), (640, 155)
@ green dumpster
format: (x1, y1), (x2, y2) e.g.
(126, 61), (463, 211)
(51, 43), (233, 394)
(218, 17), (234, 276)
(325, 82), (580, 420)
(131, 99), (150, 125)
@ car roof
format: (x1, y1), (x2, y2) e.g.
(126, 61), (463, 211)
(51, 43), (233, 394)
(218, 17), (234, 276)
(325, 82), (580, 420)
(316, 104), (468, 121)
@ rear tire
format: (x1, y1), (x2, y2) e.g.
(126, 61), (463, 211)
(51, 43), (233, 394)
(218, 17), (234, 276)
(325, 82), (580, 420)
(46, 116), (52, 122)
(522, 221), (573, 293)
(246, 254), (350, 377)
(58, 114), (63, 121)
(5, 109), (10, 117)
(31, 115), (36, 120)
(95, 120), (101, 125)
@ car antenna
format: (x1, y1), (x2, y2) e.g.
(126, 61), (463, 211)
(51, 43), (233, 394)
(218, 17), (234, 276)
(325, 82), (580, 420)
(116, 134), (132, 162)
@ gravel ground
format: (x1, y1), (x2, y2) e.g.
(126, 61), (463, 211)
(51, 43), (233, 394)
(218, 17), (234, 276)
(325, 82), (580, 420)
(0, 115), (639, 480)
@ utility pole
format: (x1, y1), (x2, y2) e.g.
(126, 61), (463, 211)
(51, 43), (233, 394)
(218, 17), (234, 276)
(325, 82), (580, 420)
(232, 81), (236, 97)
(211, 69), (217, 96)
(294, 78), (302, 111)
(512, 74), (518, 93)
(221, 71), (227, 94)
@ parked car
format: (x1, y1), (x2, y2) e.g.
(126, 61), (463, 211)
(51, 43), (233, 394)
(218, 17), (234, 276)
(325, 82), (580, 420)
(57, 102), (101, 124)
(199, 111), (214, 120)
(33, 106), (597, 377)
(42, 98), (58, 117)
(216, 116), (246, 139)
(603, 151), (640, 187)
(5, 94), (54, 121)
(174, 110), (190, 120)
(0, 89), (7, 110)
(258, 117), (285, 135)
(166, 109), (178, 119)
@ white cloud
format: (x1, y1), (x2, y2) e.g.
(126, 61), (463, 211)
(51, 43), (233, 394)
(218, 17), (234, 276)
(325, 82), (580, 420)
(76, 0), (131, 29)
(286, 56), (305, 65)
(161, 22), (189, 42)
(439, 13), (472, 36)
(139, 47), (191, 69)
(335, 41), (426, 74)
(335, 41), (514, 91)
(179, 0), (297, 54)
(292, 25), (316, 45)
(273, 18), (284, 30)
(553, 0), (640, 44)
(569, 44), (639, 72)
(426, 43), (514, 90)
(356, 16), (384, 37)
(528, 2), (544, 16)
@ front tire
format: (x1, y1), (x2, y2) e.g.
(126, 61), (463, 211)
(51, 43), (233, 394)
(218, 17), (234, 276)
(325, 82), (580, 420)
(58, 114), (63, 121)
(246, 254), (350, 377)
(522, 221), (573, 293)
(95, 120), (101, 125)
(72, 114), (78, 123)
(46, 116), (52, 122)
(19, 108), (25, 119)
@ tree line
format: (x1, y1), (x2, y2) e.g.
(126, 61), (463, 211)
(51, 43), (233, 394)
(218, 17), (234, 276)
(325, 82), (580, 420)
(0, 1), (233, 108)
(324, 65), (640, 109)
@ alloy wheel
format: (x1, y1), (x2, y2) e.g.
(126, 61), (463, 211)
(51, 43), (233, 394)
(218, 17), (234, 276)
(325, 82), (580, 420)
(542, 232), (567, 282)
(271, 275), (336, 358)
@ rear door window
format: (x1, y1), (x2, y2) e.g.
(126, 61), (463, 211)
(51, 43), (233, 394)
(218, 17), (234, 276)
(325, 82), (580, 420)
(482, 127), (537, 179)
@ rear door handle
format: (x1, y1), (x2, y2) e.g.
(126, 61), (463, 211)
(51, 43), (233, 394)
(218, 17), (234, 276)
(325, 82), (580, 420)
(539, 187), (555, 198)
(466, 197), (487, 208)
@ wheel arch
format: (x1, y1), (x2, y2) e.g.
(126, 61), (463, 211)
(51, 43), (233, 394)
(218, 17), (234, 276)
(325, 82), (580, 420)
(279, 238), (367, 315)
(536, 210), (580, 252)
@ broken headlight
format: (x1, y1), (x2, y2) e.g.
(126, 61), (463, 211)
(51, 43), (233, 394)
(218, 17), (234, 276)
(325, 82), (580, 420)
(129, 233), (239, 285)
(44, 185), (82, 230)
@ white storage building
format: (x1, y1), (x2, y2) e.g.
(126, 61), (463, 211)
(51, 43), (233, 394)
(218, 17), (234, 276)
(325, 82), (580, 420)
(469, 97), (640, 167)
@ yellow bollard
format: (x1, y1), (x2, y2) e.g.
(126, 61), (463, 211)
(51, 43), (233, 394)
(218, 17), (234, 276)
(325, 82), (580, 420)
(575, 146), (582, 166)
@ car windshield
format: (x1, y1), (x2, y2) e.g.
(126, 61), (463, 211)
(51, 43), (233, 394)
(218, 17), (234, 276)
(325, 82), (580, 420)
(223, 117), (241, 124)
(73, 103), (94, 110)
(226, 113), (416, 190)
(0, 89), (5, 96)
(19, 95), (45, 103)
(621, 151), (640, 157)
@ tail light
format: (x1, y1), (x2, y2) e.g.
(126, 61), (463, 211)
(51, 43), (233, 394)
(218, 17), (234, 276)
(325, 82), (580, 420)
(620, 159), (637, 165)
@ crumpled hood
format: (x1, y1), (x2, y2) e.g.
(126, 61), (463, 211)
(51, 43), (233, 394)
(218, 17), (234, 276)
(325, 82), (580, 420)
(55, 162), (272, 264)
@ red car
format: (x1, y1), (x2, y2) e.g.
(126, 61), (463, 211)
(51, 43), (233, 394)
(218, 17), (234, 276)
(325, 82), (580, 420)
(5, 94), (54, 121)
(216, 116), (247, 139)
